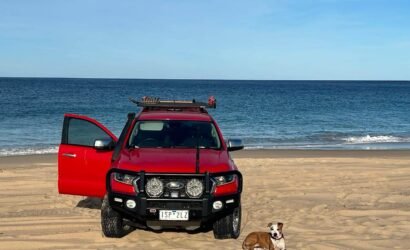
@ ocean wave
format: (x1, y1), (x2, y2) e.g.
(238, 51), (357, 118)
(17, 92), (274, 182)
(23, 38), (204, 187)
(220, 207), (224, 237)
(342, 135), (405, 144)
(0, 146), (59, 157)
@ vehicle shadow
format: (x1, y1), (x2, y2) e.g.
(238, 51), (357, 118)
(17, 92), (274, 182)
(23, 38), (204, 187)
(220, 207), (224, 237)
(76, 197), (103, 209)
(133, 224), (213, 235)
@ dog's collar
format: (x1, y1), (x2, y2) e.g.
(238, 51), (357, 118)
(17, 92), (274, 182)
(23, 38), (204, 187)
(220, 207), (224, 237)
(271, 233), (284, 240)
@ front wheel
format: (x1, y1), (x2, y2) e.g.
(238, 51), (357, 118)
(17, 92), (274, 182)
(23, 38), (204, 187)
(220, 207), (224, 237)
(101, 195), (130, 238)
(213, 205), (241, 239)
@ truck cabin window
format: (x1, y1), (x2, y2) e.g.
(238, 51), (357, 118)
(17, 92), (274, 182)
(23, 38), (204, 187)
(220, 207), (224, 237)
(128, 121), (221, 149)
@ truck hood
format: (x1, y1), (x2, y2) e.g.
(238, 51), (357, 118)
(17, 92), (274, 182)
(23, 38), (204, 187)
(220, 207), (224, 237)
(117, 148), (233, 173)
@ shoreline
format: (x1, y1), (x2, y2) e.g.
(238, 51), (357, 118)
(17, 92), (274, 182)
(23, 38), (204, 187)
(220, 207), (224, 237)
(233, 149), (410, 158)
(1, 149), (410, 167)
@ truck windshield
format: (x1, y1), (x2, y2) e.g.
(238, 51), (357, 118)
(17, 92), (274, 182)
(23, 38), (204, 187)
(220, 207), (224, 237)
(128, 120), (221, 149)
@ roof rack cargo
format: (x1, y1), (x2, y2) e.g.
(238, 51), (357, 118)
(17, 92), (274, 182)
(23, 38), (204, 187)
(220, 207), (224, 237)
(130, 96), (216, 110)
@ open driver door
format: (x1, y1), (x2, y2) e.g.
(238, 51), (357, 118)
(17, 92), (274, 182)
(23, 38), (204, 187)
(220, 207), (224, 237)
(58, 114), (117, 198)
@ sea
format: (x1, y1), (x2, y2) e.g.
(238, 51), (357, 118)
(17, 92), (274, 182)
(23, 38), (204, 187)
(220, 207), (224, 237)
(1, 77), (410, 156)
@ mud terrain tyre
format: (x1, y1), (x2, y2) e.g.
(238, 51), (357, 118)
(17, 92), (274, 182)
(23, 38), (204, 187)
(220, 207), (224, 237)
(213, 205), (241, 239)
(101, 195), (128, 238)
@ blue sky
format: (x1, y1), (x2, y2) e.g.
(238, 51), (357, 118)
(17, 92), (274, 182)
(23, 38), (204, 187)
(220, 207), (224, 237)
(0, 0), (409, 80)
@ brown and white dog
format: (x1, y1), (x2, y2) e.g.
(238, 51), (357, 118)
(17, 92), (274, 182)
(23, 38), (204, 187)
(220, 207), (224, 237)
(242, 222), (286, 250)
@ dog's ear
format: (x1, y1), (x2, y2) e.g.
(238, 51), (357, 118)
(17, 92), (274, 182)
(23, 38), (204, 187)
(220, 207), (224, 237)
(267, 222), (273, 228)
(277, 222), (284, 231)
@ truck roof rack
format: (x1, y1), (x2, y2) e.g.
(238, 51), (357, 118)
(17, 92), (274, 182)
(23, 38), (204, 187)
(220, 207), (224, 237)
(129, 96), (216, 111)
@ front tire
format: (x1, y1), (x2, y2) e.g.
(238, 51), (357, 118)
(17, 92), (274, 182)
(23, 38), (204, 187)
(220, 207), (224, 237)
(213, 205), (241, 239)
(101, 195), (128, 238)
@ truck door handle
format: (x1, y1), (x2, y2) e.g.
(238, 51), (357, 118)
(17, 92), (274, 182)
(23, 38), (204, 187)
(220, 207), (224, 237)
(62, 153), (77, 158)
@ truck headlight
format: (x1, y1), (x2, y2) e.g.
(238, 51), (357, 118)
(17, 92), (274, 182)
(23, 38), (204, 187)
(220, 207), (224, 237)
(146, 178), (164, 197)
(186, 179), (204, 198)
(213, 174), (235, 186)
(113, 173), (136, 185)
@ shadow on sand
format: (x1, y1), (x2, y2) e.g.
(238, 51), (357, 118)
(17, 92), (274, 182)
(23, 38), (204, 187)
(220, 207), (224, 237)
(76, 197), (103, 209)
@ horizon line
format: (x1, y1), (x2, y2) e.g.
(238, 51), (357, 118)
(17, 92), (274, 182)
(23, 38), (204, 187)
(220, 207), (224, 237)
(0, 76), (409, 82)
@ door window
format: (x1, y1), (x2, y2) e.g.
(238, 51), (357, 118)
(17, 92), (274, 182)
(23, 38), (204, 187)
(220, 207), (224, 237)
(67, 118), (111, 146)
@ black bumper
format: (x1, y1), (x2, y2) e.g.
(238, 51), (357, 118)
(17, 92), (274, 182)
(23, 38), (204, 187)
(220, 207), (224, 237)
(106, 169), (242, 230)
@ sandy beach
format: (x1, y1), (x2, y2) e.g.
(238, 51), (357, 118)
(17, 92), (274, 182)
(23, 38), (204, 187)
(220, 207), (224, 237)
(0, 150), (409, 249)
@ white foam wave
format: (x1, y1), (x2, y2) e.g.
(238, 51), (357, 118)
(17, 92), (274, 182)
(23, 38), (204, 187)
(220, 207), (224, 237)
(343, 135), (404, 144)
(244, 146), (267, 150)
(0, 146), (59, 157)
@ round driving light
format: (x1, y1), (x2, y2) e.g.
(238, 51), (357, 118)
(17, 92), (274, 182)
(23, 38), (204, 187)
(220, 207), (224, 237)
(146, 178), (164, 197)
(186, 179), (204, 198)
(126, 199), (136, 209)
(213, 201), (223, 210)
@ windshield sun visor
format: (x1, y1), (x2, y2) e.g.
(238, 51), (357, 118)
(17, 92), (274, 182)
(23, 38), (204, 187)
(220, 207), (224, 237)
(139, 121), (165, 131)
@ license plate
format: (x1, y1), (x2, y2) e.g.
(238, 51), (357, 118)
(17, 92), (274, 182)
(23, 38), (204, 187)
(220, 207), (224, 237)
(159, 210), (189, 221)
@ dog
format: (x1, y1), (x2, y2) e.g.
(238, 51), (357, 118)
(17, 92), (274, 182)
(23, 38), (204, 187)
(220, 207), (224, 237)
(242, 222), (286, 250)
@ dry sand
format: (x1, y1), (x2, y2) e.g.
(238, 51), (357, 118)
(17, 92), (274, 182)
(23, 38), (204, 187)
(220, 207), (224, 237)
(0, 150), (409, 249)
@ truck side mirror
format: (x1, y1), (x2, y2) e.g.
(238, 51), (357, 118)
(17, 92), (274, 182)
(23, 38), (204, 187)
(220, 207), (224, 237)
(94, 139), (115, 150)
(227, 139), (244, 151)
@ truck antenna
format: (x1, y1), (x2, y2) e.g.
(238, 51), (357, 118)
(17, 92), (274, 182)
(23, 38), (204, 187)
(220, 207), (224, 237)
(195, 127), (200, 173)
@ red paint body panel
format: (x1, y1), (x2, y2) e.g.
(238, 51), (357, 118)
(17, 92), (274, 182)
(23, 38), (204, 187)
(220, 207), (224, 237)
(114, 148), (235, 173)
(58, 144), (113, 198)
(58, 114), (117, 198)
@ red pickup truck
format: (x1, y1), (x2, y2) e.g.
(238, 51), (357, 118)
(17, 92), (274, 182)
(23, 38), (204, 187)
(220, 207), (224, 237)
(58, 97), (244, 239)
